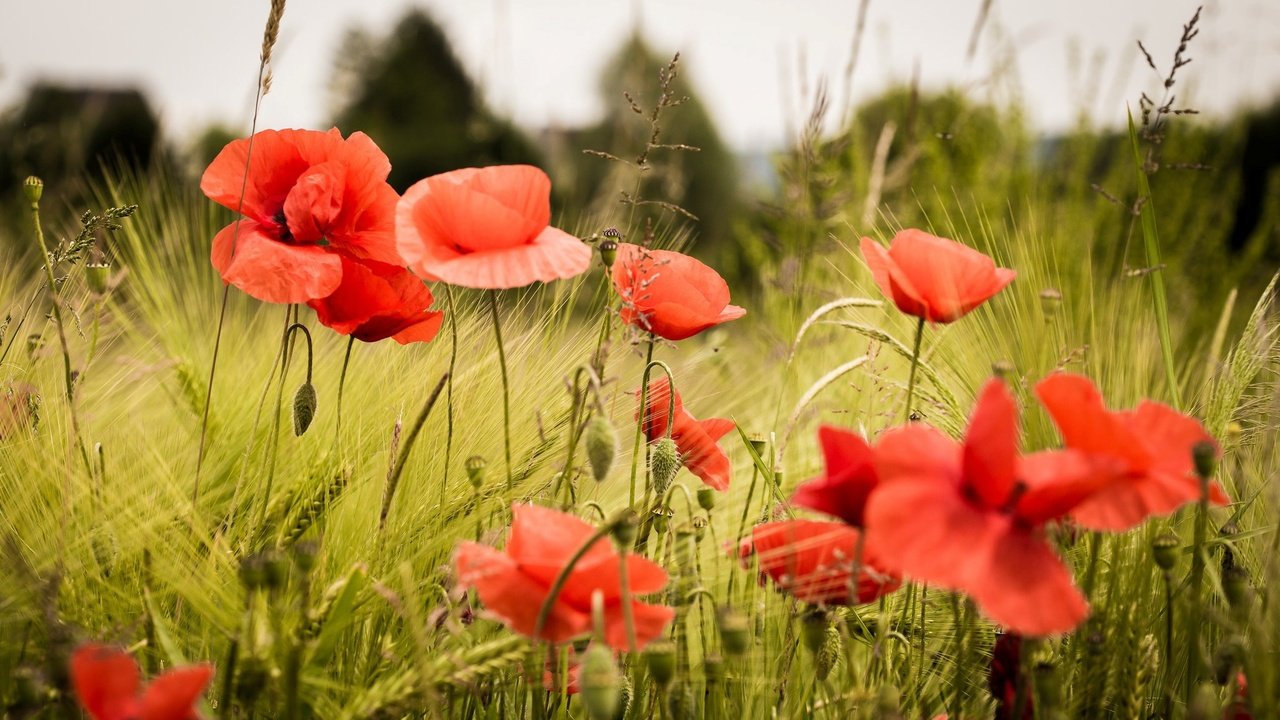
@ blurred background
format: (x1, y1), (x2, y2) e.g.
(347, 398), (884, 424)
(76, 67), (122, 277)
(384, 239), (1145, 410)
(1, 0), (1278, 314)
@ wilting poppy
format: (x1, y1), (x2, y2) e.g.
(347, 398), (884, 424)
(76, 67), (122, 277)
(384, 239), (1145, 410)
(454, 504), (674, 650)
(307, 257), (443, 344)
(1035, 372), (1229, 531)
(866, 379), (1100, 636)
(395, 165), (591, 289)
(860, 229), (1015, 324)
(612, 243), (746, 341)
(741, 519), (900, 605)
(637, 377), (734, 492)
(201, 128), (403, 304)
(71, 644), (213, 720)
(791, 426), (879, 528)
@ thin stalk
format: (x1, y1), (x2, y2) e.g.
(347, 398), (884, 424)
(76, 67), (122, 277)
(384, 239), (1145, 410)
(379, 372), (450, 532)
(628, 338), (657, 507)
(254, 306), (298, 532)
(903, 316), (925, 422)
(333, 335), (355, 450)
(1163, 569), (1174, 720)
(488, 290), (514, 489)
(442, 285), (458, 504)
(1185, 477), (1211, 703)
(533, 524), (617, 640)
(618, 545), (639, 653)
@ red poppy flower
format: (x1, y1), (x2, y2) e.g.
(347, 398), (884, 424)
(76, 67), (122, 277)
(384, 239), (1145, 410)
(866, 379), (1101, 636)
(860, 229), (1015, 323)
(740, 520), (900, 605)
(637, 377), (734, 492)
(307, 258), (443, 344)
(790, 426), (879, 528)
(395, 165), (591, 289)
(1035, 373), (1229, 531)
(611, 243), (746, 341)
(454, 504), (674, 650)
(71, 644), (213, 720)
(988, 633), (1033, 720)
(202, 128), (403, 304)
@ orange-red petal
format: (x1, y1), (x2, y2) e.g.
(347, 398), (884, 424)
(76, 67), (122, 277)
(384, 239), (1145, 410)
(454, 541), (590, 643)
(138, 665), (214, 720)
(72, 645), (141, 720)
(210, 220), (343, 304)
(790, 425), (879, 527)
(962, 380), (1020, 510)
(612, 243), (745, 341)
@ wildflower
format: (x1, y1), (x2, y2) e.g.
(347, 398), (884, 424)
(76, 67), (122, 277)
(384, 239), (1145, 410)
(790, 425), (879, 528)
(307, 258), (443, 344)
(611, 243), (745, 341)
(637, 377), (733, 492)
(1035, 372), (1229, 531)
(454, 504), (674, 650)
(988, 633), (1033, 720)
(71, 644), (213, 720)
(395, 165), (591, 289)
(740, 519), (900, 605)
(860, 229), (1015, 323)
(866, 379), (1100, 635)
(201, 128), (402, 304)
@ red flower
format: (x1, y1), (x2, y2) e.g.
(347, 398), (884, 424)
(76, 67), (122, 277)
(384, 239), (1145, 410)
(637, 377), (734, 492)
(1035, 373), (1229, 531)
(612, 243), (745, 341)
(860, 229), (1015, 323)
(790, 426), (879, 528)
(866, 379), (1101, 635)
(71, 644), (213, 720)
(201, 128), (403, 304)
(740, 520), (900, 605)
(987, 633), (1033, 720)
(307, 258), (443, 344)
(395, 165), (591, 289)
(454, 504), (674, 650)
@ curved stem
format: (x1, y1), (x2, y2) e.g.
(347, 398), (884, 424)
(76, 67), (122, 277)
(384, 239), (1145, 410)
(628, 338), (656, 507)
(194, 286), (230, 508)
(255, 306), (297, 532)
(533, 524), (616, 641)
(380, 372), (450, 532)
(442, 285), (458, 504)
(488, 290), (514, 489)
(618, 545), (638, 653)
(334, 335), (355, 453)
(903, 316), (925, 422)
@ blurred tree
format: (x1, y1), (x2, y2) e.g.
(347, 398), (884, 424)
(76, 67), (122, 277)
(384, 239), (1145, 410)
(329, 9), (542, 191)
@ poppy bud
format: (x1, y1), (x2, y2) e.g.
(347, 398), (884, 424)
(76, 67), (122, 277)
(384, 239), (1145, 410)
(649, 437), (681, 496)
(815, 624), (842, 681)
(1220, 521), (1240, 572)
(466, 455), (487, 489)
(22, 176), (43, 204)
(697, 487), (716, 511)
(585, 415), (618, 482)
(801, 608), (828, 654)
(1040, 287), (1063, 317)
(599, 239), (618, 268)
(293, 382), (317, 436)
(85, 262), (111, 295)
(1222, 567), (1250, 610)
(292, 539), (319, 574)
(1192, 440), (1217, 480)
(610, 509), (639, 548)
(1187, 682), (1220, 720)
(263, 550), (288, 590)
(239, 554), (268, 591)
(992, 360), (1016, 379)
(1152, 532), (1179, 571)
(643, 641), (676, 688)
(579, 644), (621, 720)
(716, 606), (750, 657)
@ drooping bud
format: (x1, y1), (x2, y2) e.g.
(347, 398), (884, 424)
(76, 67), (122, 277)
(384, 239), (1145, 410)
(22, 176), (43, 204)
(801, 607), (828, 654)
(643, 641), (676, 688)
(1152, 532), (1179, 571)
(716, 606), (750, 657)
(293, 382), (317, 436)
(649, 437), (681, 496)
(697, 487), (716, 511)
(579, 644), (621, 720)
(1192, 440), (1217, 481)
(466, 455), (487, 489)
(585, 415), (618, 482)
(815, 624), (842, 681)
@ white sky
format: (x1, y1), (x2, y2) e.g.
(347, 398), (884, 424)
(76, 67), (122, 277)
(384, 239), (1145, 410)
(2, 0), (1278, 150)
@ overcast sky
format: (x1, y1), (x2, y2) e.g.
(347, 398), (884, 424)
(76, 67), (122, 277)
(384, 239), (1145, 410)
(3, 0), (1278, 150)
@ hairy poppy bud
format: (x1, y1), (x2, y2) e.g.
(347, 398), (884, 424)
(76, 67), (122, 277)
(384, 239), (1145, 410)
(649, 437), (681, 496)
(697, 487), (716, 511)
(815, 624), (842, 681)
(801, 608), (828, 654)
(585, 415), (617, 482)
(616, 675), (633, 720)
(644, 641), (676, 688)
(466, 455), (487, 489)
(579, 644), (621, 720)
(1192, 440), (1217, 480)
(22, 176), (43, 204)
(717, 606), (750, 657)
(1152, 532), (1179, 571)
(293, 382), (317, 436)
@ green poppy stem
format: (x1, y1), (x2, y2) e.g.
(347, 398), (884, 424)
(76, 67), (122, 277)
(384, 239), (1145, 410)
(903, 316), (925, 422)
(442, 285), (458, 504)
(488, 290), (514, 489)
(628, 338), (657, 508)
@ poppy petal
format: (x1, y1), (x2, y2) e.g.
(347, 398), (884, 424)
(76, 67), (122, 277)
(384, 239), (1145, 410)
(601, 601), (676, 651)
(968, 529), (1089, 636)
(791, 426), (878, 527)
(71, 644), (141, 720)
(962, 380), (1019, 510)
(874, 424), (962, 489)
(1014, 449), (1113, 525)
(860, 237), (929, 319)
(307, 259), (442, 344)
(1035, 373), (1147, 467)
(555, 552), (669, 608)
(200, 128), (344, 224)
(138, 665), (214, 720)
(210, 220), (343, 304)
(283, 160), (346, 244)
(410, 226), (591, 289)
(612, 244), (744, 341)
(455, 541), (590, 643)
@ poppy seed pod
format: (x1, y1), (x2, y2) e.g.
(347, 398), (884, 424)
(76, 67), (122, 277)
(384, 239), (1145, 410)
(578, 644), (621, 720)
(465, 456), (487, 489)
(716, 606), (751, 657)
(585, 415), (618, 482)
(1152, 532), (1180, 571)
(652, 506), (673, 534)
(1192, 440), (1217, 480)
(749, 432), (767, 456)
(644, 641), (676, 688)
(293, 382), (318, 436)
(22, 176), (43, 203)
(1040, 287), (1063, 316)
(599, 239), (618, 268)
(85, 262), (112, 295)
(649, 437), (681, 497)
